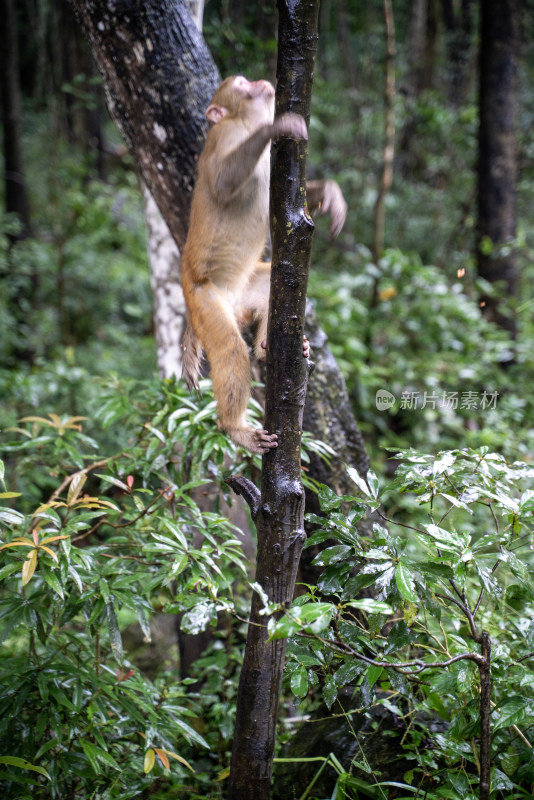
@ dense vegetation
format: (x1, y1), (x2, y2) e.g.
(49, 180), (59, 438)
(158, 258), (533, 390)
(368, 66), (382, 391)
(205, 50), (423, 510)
(1, 1), (534, 798)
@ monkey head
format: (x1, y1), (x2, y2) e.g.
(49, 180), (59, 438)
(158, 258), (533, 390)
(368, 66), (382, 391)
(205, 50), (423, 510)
(206, 76), (275, 127)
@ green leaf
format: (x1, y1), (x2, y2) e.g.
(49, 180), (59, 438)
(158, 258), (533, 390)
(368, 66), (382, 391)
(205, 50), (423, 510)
(0, 757), (50, 779)
(395, 561), (418, 602)
(424, 524), (470, 553)
(493, 697), (534, 732)
(312, 545), (353, 566)
(0, 507), (24, 526)
(181, 602), (215, 635)
(346, 466), (371, 497)
(106, 601), (124, 663)
(80, 740), (120, 773)
(323, 674), (337, 709)
(433, 452), (456, 475)
(346, 598), (394, 614)
(290, 666), (308, 697)
(366, 665), (383, 689)
(41, 567), (64, 599)
(67, 472), (87, 504)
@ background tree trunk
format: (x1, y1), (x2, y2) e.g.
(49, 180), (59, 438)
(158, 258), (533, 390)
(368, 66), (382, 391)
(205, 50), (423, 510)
(0, 0), (31, 239)
(477, 0), (519, 337)
(442, 0), (475, 103)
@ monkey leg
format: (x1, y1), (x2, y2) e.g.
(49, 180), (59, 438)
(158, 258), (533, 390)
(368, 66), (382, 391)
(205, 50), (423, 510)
(191, 283), (278, 454)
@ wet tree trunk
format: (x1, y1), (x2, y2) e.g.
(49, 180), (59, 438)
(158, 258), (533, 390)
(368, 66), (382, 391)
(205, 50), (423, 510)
(477, 0), (518, 338)
(226, 3), (320, 797)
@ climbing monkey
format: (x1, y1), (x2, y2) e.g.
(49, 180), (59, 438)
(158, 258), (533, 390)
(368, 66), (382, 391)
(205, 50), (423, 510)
(181, 75), (347, 454)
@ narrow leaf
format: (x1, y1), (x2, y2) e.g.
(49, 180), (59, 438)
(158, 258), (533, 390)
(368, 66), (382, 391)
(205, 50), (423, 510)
(22, 550), (38, 585)
(67, 472), (87, 505)
(395, 561), (418, 603)
(144, 748), (156, 774)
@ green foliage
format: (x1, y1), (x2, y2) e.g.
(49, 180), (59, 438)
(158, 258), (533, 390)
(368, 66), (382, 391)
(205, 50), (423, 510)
(309, 247), (534, 461)
(274, 449), (534, 798)
(0, 132), (152, 375)
(0, 378), (256, 799)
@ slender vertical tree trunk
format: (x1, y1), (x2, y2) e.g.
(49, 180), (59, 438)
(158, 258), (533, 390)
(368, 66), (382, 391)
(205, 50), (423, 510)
(373, 0), (395, 264)
(442, 0), (475, 102)
(227, 2), (320, 797)
(478, 632), (491, 800)
(405, 0), (427, 99)
(0, 0), (31, 239)
(477, 0), (518, 337)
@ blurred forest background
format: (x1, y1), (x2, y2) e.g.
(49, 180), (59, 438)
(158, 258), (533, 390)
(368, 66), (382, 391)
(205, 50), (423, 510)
(2, 1), (534, 799)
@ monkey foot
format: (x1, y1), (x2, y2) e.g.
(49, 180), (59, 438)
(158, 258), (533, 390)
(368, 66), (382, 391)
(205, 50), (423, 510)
(228, 426), (278, 454)
(253, 429), (278, 454)
(259, 336), (310, 359)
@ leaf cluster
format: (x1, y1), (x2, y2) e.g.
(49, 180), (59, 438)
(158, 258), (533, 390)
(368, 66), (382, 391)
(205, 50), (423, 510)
(274, 449), (534, 798)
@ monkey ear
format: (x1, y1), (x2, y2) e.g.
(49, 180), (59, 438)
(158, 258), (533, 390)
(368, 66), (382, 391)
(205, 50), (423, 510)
(206, 104), (228, 124)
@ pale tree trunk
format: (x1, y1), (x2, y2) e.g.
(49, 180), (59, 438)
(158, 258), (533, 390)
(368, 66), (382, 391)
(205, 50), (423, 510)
(143, 183), (187, 378)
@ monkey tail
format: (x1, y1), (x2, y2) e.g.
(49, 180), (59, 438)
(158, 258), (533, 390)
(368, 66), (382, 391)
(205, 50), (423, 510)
(182, 320), (204, 392)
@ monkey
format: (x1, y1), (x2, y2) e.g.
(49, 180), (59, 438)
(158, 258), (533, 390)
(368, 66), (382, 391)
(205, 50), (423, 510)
(181, 75), (347, 454)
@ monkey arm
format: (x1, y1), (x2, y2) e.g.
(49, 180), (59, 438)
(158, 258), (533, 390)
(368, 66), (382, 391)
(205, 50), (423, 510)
(306, 179), (348, 238)
(210, 124), (275, 203)
(210, 113), (308, 204)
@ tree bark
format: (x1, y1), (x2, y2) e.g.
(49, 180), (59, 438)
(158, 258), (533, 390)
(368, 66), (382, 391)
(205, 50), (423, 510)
(477, 0), (518, 337)
(227, 3), (320, 797)
(141, 0), (207, 378)
(69, 0), (219, 252)
(442, 0), (474, 102)
(373, 0), (395, 264)
(405, 0), (428, 99)
(0, 0), (31, 239)
(142, 183), (187, 377)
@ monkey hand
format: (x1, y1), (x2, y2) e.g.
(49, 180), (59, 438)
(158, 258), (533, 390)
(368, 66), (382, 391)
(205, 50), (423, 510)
(273, 113), (308, 142)
(320, 180), (348, 238)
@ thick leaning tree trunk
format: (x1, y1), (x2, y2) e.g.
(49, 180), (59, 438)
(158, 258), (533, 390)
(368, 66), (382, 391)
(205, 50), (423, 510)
(69, 0), (218, 251)
(227, 4), (320, 798)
